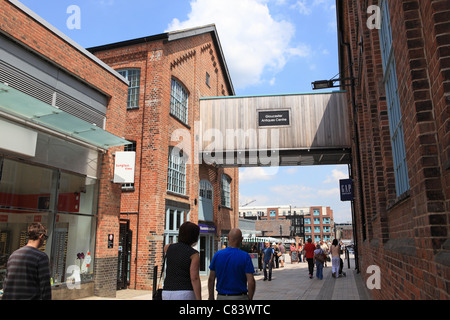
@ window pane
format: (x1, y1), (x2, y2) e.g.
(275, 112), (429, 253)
(59, 172), (98, 215)
(170, 79), (189, 124)
(379, 0), (409, 196)
(167, 147), (186, 195)
(0, 158), (97, 288)
(118, 69), (141, 109)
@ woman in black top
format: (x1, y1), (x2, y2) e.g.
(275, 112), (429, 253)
(162, 221), (201, 300)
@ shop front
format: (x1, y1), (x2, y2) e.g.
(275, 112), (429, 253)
(0, 84), (128, 299)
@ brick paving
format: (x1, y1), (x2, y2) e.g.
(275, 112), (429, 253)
(79, 254), (371, 300)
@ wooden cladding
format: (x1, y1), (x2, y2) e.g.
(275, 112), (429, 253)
(199, 92), (351, 153)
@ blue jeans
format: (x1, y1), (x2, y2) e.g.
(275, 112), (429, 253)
(263, 261), (272, 280)
(315, 262), (323, 280)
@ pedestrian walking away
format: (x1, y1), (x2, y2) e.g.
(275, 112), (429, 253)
(2, 222), (52, 300)
(303, 238), (316, 279)
(313, 244), (325, 280)
(208, 228), (255, 300)
(262, 241), (274, 281)
(320, 241), (329, 268)
(330, 239), (341, 278)
(162, 221), (201, 300)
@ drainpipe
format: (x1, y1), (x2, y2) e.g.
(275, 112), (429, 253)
(336, 0), (362, 273)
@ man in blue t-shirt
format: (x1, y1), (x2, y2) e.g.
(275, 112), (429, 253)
(262, 241), (274, 281)
(208, 228), (255, 300)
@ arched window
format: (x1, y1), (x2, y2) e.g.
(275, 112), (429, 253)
(170, 78), (189, 124)
(167, 147), (186, 195)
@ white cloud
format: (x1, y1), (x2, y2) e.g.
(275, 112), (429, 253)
(293, 0), (312, 15)
(284, 167), (299, 174)
(239, 167), (279, 183)
(317, 187), (340, 197)
(323, 168), (348, 184)
(167, 0), (310, 89)
(269, 184), (314, 201)
(292, 0), (336, 15)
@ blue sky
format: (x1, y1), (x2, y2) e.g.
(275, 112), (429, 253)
(18, 0), (352, 222)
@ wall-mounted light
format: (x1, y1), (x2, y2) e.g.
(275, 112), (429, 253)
(311, 77), (355, 90)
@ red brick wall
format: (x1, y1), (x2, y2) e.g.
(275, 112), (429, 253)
(0, 0), (129, 297)
(92, 31), (238, 290)
(341, 0), (449, 299)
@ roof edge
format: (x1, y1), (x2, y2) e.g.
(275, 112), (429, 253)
(7, 0), (128, 85)
(87, 24), (235, 96)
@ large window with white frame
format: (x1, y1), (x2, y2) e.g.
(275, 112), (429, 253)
(221, 174), (231, 208)
(170, 78), (189, 124)
(117, 69), (141, 110)
(164, 207), (187, 244)
(379, 0), (410, 196)
(167, 147), (186, 195)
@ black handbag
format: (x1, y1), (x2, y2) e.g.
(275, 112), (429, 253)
(153, 288), (163, 300)
(153, 251), (166, 300)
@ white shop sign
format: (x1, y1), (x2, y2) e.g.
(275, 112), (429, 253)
(114, 151), (136, 183)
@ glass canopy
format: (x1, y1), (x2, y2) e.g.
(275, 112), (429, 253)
(0, 83), (130, 150)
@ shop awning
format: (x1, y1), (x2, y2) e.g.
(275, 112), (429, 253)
(0, 83), (130, 150)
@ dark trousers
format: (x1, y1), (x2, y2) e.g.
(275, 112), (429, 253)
(307, 258), (314, 276)
(263, 261), (272, 280)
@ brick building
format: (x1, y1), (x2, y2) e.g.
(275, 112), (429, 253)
(88, 25), (239, 290)
(337, 0), (449, 299)
(0, 0), (129, 299)
(304, 207), (334, 243)
(240, 205), (334, 243)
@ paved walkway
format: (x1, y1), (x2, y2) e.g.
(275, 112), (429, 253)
(79, 254), (371, 300)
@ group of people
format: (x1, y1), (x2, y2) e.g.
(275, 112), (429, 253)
(161, 221), (255, 301)
(302, 238), (344, 280)
(161, 222), (346, 301)
(2, 221), (344, 301)
(2, 221), (254, 301)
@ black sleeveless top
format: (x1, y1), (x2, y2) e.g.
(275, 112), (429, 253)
(163, 242), (198, 291)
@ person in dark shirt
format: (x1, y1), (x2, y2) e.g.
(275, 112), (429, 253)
(3, 223), (52, 300)
(262, 241), (274, 281)
(162, 221), (201, 300)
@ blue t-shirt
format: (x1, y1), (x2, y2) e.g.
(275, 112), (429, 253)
(209, 247), (255, 295)
(262, 247), (274, 263)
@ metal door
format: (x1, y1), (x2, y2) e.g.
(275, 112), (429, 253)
(117, 220), (132, 290)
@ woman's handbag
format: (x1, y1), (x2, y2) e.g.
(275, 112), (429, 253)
(314, 249), (325, 263)
(153, 288), (163, 300)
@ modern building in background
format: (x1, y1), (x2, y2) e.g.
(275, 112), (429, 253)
(239, 205), (335, 243)
(88, 25), (239, 289)
(337, 0), (449, 299)
(0, 0), (130, 299)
